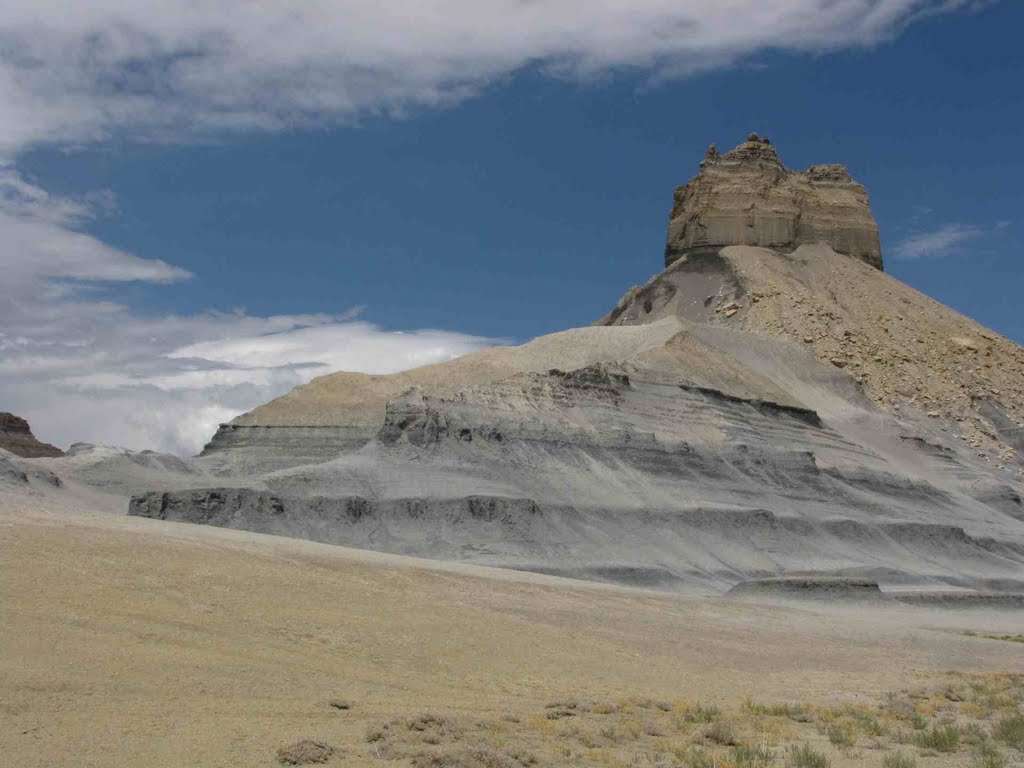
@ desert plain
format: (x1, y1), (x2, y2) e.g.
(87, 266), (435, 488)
(3, 495), (1023, 768)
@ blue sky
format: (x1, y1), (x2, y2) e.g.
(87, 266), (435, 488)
(1, 0), (1020, 453)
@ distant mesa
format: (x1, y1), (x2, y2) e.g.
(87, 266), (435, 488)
(0, 413), (63, 458)
(667, 133), (883, 270)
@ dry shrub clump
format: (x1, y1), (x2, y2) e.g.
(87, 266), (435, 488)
(913, 723), (960, 753)
(786, 742), (830, 768)
(412, 744), (536, 768)
(702, 719), (739, 746)
(881, 753), (915, 768)
(744, 700), (809, 720)
(732, 743), (776, 767)
(971, 741), (1008, 768)
(681, 703), (720, 724)
(993, 713), (1024, 750)
(826, 724), (855, 749)
(276, 739), (335, 765)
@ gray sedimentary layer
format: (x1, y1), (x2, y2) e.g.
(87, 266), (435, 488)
(201, 424), (373, 472)
(129, 486), (1024, 592)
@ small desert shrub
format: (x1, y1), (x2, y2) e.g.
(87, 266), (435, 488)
(847, 710), (886, 736)
(545, 699), (579, 710)
(276, 739), (334, 765)
(578, 728), (605, 748)
(683, 703), (720, 723)
(785, 743), (829, 768)
(682, 749), (716, 768)
(411, 744), (532, 768)
(366, 721), (392, 742)
(971, 742), (1008, 768)
(468, 744), (531, 768)
(962, 723), (991, 747)
(703, 720), (739, 746)
(883, 692), (928, 729)
(545, 707), (576, 720)
(891, 729), (913, 745)
(732, 743), (776, 767)
(882, 753), (915, 768)
(503, 747), (536, 766)
(884, 692), (915, 717)
(627, 751), (676, 768)
(745, 700), (808, 719)
(907, 712), (927, 730)
(407, 712), (463, 739)
(643, 721), (664, 737)
(411, 751), (466, 768)
(826, 725), (855, 749)
(993, 713), (1024, 749)
(914, 724), (960, 753)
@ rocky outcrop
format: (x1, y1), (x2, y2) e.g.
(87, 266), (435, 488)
(601, 242), (1024, 467)
(727, 577), (890, 602)
(201, 424), (374, 473)
(0, 413), (63, 458)
(665, 134), (882, 270)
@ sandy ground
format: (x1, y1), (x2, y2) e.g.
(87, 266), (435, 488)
(2, 501), (1023, 767)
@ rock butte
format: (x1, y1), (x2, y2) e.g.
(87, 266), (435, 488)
(5, 134), (1024, 596)
(665, 133), (883, 270)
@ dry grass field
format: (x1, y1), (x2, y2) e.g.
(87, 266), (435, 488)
(2, 503), (1023, 768)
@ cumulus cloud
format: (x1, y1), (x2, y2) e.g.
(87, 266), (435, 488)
(0, 171), (497, 454)
(891, 222), (989, 259)
(0, 1), (989, 157)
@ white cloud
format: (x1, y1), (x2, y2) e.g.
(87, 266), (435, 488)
(0, 171), (497, 455)
(0, 168), (190, 283)
(891, 222), (987, 259)
(0, 1), (988, 158)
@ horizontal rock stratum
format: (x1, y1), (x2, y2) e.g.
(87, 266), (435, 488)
(664, 133), (883, 270)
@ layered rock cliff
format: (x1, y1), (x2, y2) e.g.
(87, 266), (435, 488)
(664, 134), (883, 270)
(0, 413), (63, 458)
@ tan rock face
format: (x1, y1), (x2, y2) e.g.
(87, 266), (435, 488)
(0, 412), (63, 458)
(665, 135), (883, 270)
